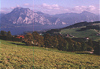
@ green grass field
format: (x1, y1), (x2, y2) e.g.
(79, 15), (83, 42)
(0, 40), (100, 69)
(60, 28), (100, 41)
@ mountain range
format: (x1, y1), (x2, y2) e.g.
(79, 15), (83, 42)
(0, 7), (99, 35)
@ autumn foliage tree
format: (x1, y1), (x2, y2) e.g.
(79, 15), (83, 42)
(44, 33), (52, 48)
(32, 32), (44, 47)
(57, 35), (68, 51)
(52, 35), (58, 48)
(24, 33), (33, 46)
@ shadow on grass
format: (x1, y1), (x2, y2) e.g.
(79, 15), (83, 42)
(11, 42), (34, 49)
(11, 42), (26, 46)
(76, 53), (91, 54)
(75, 51), (93, 55)
(76, 28), (87, 31)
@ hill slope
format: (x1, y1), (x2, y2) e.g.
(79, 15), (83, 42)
(60, 28), (100, 41)
(46, 21), (100, 41)
(62, 21), (100, 29)
(61, 22), (100, 41)
(0, 40), (100, 69)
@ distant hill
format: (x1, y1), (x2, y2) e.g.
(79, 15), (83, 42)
(61, 21), (100, 29)
(54, 11), (99, 25)
(46, 21), (100, 41)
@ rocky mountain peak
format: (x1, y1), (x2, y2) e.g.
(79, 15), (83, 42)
(13, 7), (30, 11)
(0, 7), (99, 28)
(11, 7), (32, 14)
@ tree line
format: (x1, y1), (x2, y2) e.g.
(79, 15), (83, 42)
(0, 31), (22, 41)
(0, 30), (100, 55)
(24, 31), (100, 55)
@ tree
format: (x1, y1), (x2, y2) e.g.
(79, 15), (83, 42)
(0, 31), (7, 40)
(0, 31), (7, 36)
(81, 42), (87, 51)
(44, 33), (52, 48)
(24, 33), (33, 46)
(94, 41), (100, 55)
(39, 35), (44, 47)
(61, 40), (69, 51)
(32, 31), (44, 47)
(87, 39), (93, 48)
(7, 31), (12, 40)
(57, 35), (68, 51)
(74, 42), (81, 51)
(67, 43), (75, 51)
(65, 38), (75, 51)
(52, 35), (58, 48)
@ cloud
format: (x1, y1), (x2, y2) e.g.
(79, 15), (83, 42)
(89, 5), (96, 11)
(10, 7), (15, 9)
(34, 3), (99, 15)
(23, 3), (33, 7)
(74, 6), (87, 11)
(72, 5), (98, 14)
(0, 8), (11, 13)
(41, 3), (60, 10)
(34, 3), (66, 14)
(10, 5), (21, 9)
(23, 3), (33, 9)
(0, 10), (7, 13)
(24, 3), (30, 6)
(0, 5), (21, 13)
(16, 5), (20, 7)
(0, 3), (99, 15)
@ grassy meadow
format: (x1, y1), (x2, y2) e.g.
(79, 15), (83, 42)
(0, 40), (33, 69)
(60, 28), (100, 41)
(0, 40), (100, 69)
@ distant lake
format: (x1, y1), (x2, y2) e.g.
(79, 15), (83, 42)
(0, 25), (68, 35)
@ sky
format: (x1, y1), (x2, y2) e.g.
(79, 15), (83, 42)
(0, 0), (99, 15)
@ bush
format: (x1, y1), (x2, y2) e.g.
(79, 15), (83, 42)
(94, 44), (100, 55)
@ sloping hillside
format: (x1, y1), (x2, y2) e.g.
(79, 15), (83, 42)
(60, 21), (100, 41)
(46, 21), (100, 41)
(60, 28), (100, 41)
(61, 21), (100, 29)
(0, 40), (100, 69)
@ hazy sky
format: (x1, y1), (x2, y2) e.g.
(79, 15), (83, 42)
(0, 0), (99, 15)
